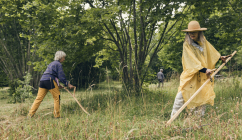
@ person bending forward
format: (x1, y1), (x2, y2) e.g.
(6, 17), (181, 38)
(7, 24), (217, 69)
(28, 51), (74, 118)
(170, 21), (227, 117)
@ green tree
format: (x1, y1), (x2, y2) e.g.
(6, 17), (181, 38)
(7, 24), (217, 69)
(17, 0), (107, 87)
(11, 72), (33, 103)
(84, 0), (194, 92)
(0, 69), (8, 87)
(158, 0), (242, 73)
(0, 0), (42, 90)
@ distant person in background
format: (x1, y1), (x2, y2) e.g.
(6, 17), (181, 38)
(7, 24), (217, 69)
(170, 21), (227, 118)
(157, 69), (165, 87)
(28, 51), (75, 118)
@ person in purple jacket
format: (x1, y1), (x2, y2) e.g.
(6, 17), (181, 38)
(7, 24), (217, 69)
(28, 51), (74, 118)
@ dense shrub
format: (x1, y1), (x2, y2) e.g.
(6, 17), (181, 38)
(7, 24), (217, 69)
(10, 72), (33, 103)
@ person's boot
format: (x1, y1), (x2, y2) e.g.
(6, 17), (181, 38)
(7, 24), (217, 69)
(26, 114), (33, 119)
(170, 92), (184, 118)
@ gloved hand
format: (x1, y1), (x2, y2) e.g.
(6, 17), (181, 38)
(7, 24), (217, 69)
(68, 84), (75, 89)
(220, 56), (227, 63)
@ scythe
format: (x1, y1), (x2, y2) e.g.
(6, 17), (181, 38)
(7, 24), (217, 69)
(167, 51), (237, 125)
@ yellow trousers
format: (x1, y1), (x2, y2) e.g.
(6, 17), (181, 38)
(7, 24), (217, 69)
(28, 80), (61, 118)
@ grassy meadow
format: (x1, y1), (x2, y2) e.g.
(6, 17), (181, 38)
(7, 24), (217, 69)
(0, 76), (242, 139)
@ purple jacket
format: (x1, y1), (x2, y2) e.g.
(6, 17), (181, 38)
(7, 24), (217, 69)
(40, 60), (68, 86)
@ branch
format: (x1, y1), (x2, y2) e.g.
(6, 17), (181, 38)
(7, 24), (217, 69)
(103, 23), (124, 60)
(119, 10), (132, 50)
(133, 0), (138, 66)
(153, 4), (191, 57)
(0, 61), (12, 80)
(145, 6), (152, 20)
(147, 23), (156, 48)
(103, 23), (118, 44)
(158, 18), (186, 52)
(0, 39), (22, 78)
(147, 41), (158, 54)
(13, 19), (23, 68)
(155, 21), (169, 52)
(145, 22), (156, 57)
(164, 5), (189, 35)
(118, 11), (128, 48)
(110, 19), (124, 51)
(0, 56), (14, 80)
(101, 25), (112, 35)
(85, 0), (95, 8)
(100, 36), (115, 42)
(141, 4), (191, 85)
(228, 0), (238, 13)
(138, 22), (168, 85)
(107, 46), (119, 52)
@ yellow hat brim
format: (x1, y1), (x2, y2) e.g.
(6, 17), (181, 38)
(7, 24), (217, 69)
(181, 28), (207, 32)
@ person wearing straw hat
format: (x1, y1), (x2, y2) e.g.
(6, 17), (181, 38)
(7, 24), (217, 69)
(170, 21), (227, 117)
(28, 51), (75, 118)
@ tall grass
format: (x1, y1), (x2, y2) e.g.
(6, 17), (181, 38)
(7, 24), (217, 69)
(0, 77), (242, 139)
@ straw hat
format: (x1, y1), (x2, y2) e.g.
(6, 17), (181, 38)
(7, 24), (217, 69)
(181, 21), (207, 32)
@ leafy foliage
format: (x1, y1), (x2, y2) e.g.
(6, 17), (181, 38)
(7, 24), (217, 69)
(0, 70), (8, 87)
(158, 0), (242, 73)
(68, 57), (107, 89)
(235, 45), (242, 65)
(83, 0), (193, 92)
(10, 72), (33, 103)
(19, 0), (106, 72)
(1, 0), (242, 93)
(0, 0), (42, 90)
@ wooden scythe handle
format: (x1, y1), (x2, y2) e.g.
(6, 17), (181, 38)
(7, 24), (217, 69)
(73, 86), (76, 97)
(166, 51), (237, 125)
(211, 68), (217, 72)
(64, 87), (90, 115)
(225, 54), (232, 58)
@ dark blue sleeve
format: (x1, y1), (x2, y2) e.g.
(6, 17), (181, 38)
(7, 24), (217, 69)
(199, 68), (207, 73)
(57, 63), (69, 86)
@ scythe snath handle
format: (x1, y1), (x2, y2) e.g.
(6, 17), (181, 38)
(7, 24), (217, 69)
(225, 54), (232, 58)
(211, 68), (217, 72)
(63, 86), (90, 115)
(166, 51), (237, 125)
(73, 86), (76, 97)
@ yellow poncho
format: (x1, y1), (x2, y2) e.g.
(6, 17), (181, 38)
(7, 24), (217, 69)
(178, 38), (220, 109)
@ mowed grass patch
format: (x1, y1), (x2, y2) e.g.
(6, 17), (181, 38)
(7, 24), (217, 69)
(0, 77), (242, 139)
